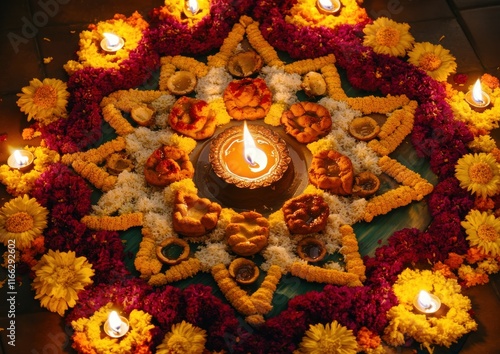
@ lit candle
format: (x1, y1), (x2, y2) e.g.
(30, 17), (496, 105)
(316, 0), (341, 14)
(413, 290), (441, 314)
(243, 121), (268, 173)
(103, 311), (129, 338)
(185, 0), (200, 16)
(465, 78), (491, 109)
(7, 150), (34, 170)
(100, 33), (125, 53)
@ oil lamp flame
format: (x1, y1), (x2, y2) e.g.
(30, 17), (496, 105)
(472, 78), (484, 104)
(13, 150), (29, 166)
(243, 121), (257, 165)
(108, 311), (122, 333)
(103, 33), (120, 48)
(318, 0), (334, 10)
(187, 0), (199, 15)
(417, 290), (432, 310)
(414, 290), (441, 314)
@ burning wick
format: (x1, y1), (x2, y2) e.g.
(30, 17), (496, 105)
(101, 33), (124, 53)
(243, 121), (268, 172)
(104, 311), (129, 338)
(413, 290), (441, 314)
(185, 0), (200, 16)
(465, 78), (490, 109)
(316, 0), (341, 14)
(7, 150), (34, 170)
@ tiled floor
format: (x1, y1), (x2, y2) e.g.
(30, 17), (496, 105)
(0, 1), (499, 353)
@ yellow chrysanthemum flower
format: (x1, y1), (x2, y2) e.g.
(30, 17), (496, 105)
(16, 78), (69, 124)
(298, 320), (358, 354)
(407, 42), (457, 82)
(455, 153), (500, 198)
(156, 320), (207, 354)
(0, 194), (48, 250)
(32, 250), (94, 316)
(461, 210), (500, 257)
(363, 17), (415, 57)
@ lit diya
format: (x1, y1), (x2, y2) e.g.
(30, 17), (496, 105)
(209, 121), (291, 189)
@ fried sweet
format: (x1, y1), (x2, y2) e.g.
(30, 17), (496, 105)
(301, 71), (327, 97)
(168, 96), (217, 140)
(144, 145), (194, 187)
(223, 78), (272, 120)
(227, 51), (263, 77)
(281, 101), (332, 143)
(308, 150), (354, 195)
(282, 194), (329, 234)
(226, 211), (269, 256)
(172, 190), (222, 238)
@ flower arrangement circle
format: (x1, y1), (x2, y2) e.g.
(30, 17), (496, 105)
(32, 250), (94, 316)
(156, 320), (207, 354)
(16, 78), (69, 124)
(461, 209), (500, 257)
(383, 268), (477, 352)
(455, 152), (500, 198)
(362, 17), (415, 57)
(297, 320), (358, 354)
(0, 194), (48, 250)
(64, 12), (149, 74)
(71, 303), (155, 354)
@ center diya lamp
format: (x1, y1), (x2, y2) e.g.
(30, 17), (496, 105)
(206, 121), (296, 213)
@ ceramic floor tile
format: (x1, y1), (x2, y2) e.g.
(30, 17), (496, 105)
(0, 32), (43, 95)
(451, 0), (500, 10)
(35, 24), (87, 80)
(363, 0), (454, 22)
(459, 6), (500, 71)
(0, 0), (32, 31)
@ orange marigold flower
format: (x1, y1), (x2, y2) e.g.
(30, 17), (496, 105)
(444, 252), (464, 269)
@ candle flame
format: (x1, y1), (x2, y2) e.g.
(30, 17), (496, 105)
(472, 78), (484, 104)
(187, 0), (199, 14)
(243, 121), (257, 165)
(13, 150), (29, 166)
(417, 290), (432, 310)
(103, 32), (120, 48)
(108, 311), (122, 332)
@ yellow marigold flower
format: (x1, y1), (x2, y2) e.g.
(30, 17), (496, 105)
(156, 321), (207, 354)
(32, 250), (94, 316)
(298, 320), (358, 354)
(363, 17), (414, 57)
(455, 153), (500, 198)
(461, 210), (500, 257)
(16, 78), (69, 124)
(0, 195), (48, 250)
(408, 42), (457, 82)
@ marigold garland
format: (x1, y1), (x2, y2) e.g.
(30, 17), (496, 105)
(81, 213), (143, 231)
(148, 258), (202, 286)
(71, 160), (117, 192)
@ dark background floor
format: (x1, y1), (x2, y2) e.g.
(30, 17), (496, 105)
(0, 0), (499, 353)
